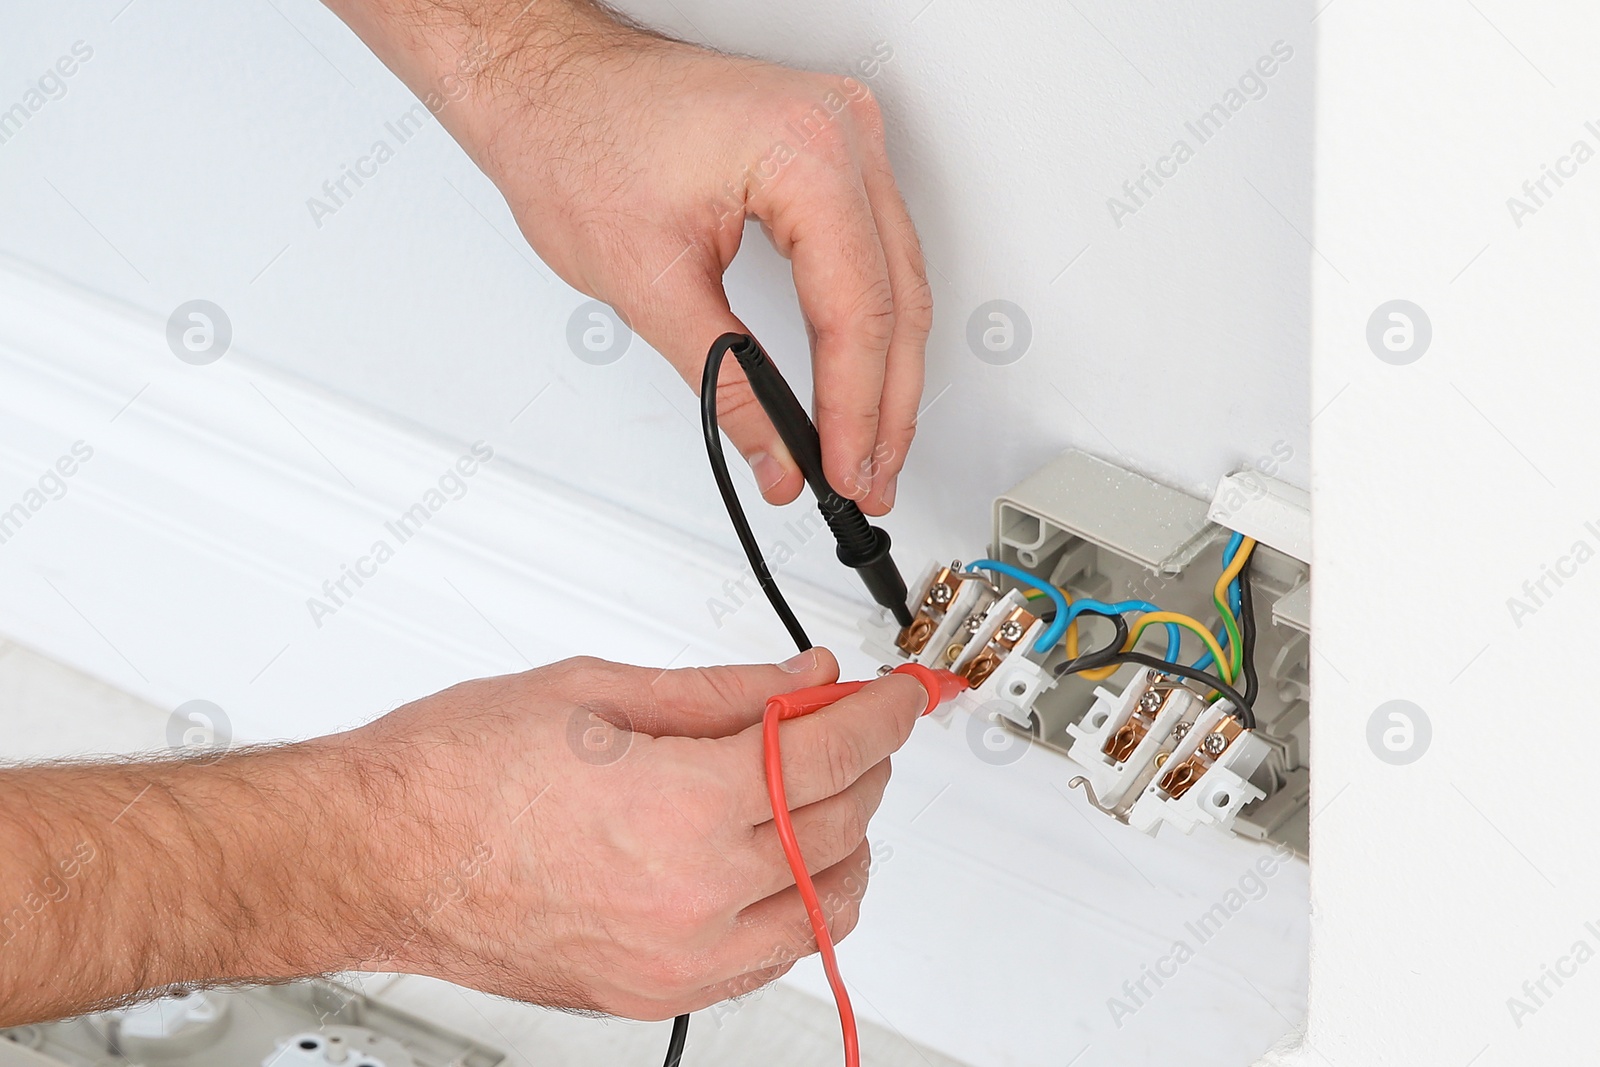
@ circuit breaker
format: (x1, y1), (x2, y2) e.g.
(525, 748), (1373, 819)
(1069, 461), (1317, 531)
(865, 449), (1311, 853)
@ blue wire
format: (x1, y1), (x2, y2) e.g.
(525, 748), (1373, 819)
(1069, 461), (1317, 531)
(1193, 531), (1245, 671)
(1225, 530), (1244, 615)
(966, 560), (1068, 654)
(1064, 597), (1182, 661)
(965, 560), (1180, 659)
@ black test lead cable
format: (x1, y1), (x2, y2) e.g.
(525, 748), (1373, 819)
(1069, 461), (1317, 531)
(661, 1014), (689, 1067)
(662, 339), (785, 1067)
(699, 333), (813, 651)
(666, 332), (919, 1067)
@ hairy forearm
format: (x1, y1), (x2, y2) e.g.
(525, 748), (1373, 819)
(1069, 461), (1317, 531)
(321, 0), (656, 173)
(0, 740), (395, 1025)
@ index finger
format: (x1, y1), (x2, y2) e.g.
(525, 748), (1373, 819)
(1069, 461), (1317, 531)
(721, 672), (928, 825)
(756, 156), (894, 501)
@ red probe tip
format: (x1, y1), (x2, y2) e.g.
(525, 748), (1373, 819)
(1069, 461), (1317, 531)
(890, 663), (970, 715)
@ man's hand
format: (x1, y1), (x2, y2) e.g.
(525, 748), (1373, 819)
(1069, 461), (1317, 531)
(0, 650), (929, 1025)
(324, 0), (931, 514)
(354, 648), (924, 1018)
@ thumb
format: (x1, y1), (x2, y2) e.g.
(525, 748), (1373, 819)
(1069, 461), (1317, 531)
(633, 648), (841, 738)
(633, 265), (805, 506)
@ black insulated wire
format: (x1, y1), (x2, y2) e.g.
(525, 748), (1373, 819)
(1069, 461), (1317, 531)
(661, 1013), (689, 1067)
(1053, 608), (1129, 674)
(700, 334), (813, 652)
(1237, 551), (1260, 708)
(1055, 651), (1257, 729)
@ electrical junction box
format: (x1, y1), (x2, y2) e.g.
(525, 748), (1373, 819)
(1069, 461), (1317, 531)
(864, 449), (1311, 854)
(0, 981), (503, 1067)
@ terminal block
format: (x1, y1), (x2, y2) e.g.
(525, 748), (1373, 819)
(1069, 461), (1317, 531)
(1065, 669), (1217, 811)
(1127, 695), (1272, 836)
(894, 562), (998, 667)
(1061, 668), (1273, 838)
(863, 449), (1311, 853)
(874, 564), (1055, 726)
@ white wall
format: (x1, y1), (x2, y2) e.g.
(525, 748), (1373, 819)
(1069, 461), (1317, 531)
(0, 2), (1316, 1065)
(0, 0), (1310, 607)
(1307, 2), (1600, 1063)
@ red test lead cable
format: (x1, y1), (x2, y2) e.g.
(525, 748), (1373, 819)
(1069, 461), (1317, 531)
(761, 664), (969, 1067)
(697, 332), (950, 1067)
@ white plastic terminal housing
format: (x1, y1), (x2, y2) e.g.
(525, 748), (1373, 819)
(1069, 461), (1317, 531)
(1065, 671), (1210, 809)
(949, 592), (1055, 724)
(866, 560), (994, 670)
(1062, 668), (1269, 837)
(862, 564), (1056, 727)
(1128, 696), (1271, 836)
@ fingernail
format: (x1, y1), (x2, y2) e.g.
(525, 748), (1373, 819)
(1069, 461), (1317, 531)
(779, 649), (817, 673)
(748, 452), (787, 492)
(879, 474), (898, 509)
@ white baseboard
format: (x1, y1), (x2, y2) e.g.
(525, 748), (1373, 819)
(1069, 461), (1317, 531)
(0, 257), (1306, 1067)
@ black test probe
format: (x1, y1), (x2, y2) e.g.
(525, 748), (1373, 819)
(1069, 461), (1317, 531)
(702, 331), (914, 632)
